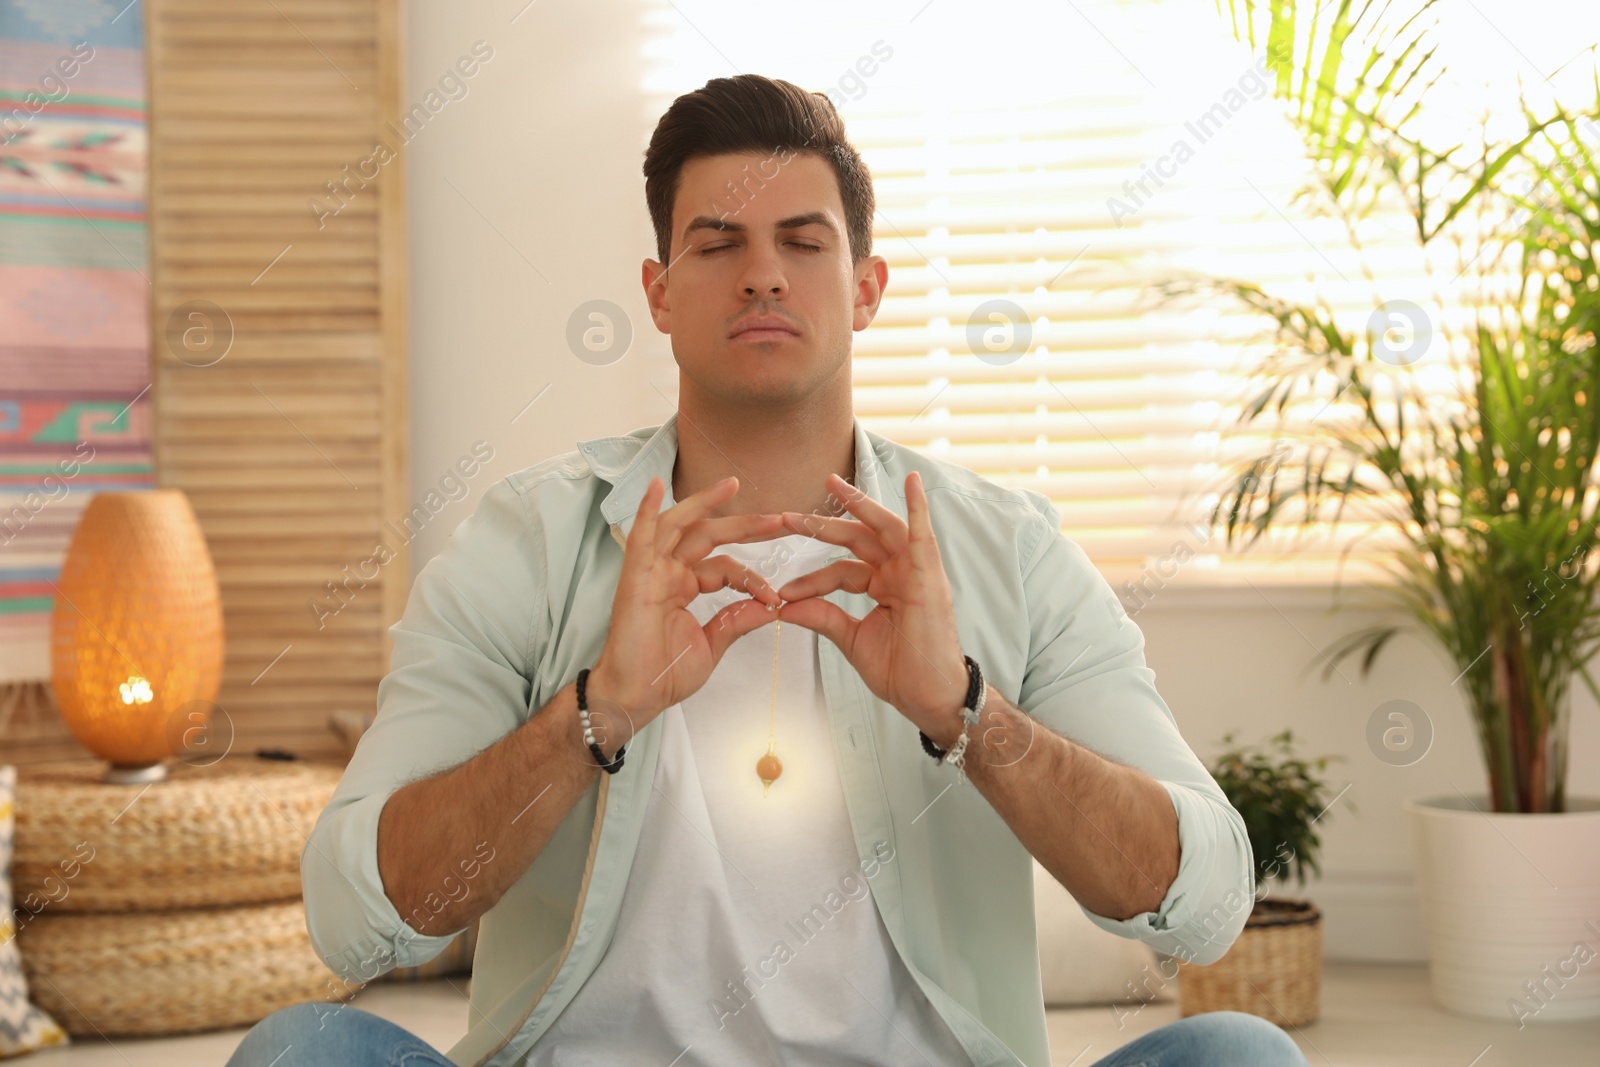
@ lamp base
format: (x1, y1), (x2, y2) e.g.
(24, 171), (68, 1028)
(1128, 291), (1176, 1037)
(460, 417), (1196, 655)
(103, 762), (169, 785)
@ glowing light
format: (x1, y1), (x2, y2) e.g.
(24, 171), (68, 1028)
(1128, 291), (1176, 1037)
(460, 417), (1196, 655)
(119, 676), (153, 705)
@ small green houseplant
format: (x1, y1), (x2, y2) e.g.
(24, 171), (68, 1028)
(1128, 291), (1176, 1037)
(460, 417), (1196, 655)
(1211, 729), (1347, 899)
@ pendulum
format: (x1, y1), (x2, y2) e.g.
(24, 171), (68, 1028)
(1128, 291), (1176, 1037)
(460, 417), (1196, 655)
(756, 737), (781, 798)
(756, 616), (784, 796)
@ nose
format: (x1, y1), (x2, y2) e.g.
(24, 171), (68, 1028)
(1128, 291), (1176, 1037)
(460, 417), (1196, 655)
(739, 244), (788, 300)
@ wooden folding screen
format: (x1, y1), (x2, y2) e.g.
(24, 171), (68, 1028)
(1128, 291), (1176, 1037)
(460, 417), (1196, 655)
(141, 0), (408, 763)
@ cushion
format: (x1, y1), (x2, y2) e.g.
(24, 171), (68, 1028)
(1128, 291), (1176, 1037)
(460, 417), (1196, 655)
(0, 765), (70, 1057)
(1033, 857), (1173, 1007)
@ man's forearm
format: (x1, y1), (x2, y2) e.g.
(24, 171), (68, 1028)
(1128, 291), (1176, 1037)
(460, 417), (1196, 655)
(374, 680), (611, 938)
(929, 687), (1180, 921)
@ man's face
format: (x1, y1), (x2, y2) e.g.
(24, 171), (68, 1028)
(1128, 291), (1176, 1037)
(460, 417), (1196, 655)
(642, 150), (887, 412)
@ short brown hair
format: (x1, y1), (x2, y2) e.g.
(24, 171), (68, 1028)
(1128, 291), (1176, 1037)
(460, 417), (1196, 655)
(643, 74), (875, 268)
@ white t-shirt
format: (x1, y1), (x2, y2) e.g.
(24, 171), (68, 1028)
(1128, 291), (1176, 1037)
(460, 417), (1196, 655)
(526, 532), (973, 1066)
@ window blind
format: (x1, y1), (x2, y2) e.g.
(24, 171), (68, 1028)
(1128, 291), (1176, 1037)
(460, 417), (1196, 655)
(638, 0), (1478, 588)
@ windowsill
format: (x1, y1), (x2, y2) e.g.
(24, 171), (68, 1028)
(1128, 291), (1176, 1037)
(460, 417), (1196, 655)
(1117, 583), (1393, 612)
(1093, 567), (1402, 613)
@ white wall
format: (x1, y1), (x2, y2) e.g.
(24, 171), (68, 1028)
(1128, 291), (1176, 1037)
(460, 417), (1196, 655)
(405, 0), (674, 574)
(403, 0), (1600, 963)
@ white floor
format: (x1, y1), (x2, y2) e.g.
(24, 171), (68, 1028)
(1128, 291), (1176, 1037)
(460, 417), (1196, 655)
(1046, 963), (1600, 1067)
(20, 963), (1600, 1066)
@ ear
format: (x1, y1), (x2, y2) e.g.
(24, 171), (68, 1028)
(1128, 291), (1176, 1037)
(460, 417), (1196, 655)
(642, 257), (671, 334)
(852, 254), (889, 333)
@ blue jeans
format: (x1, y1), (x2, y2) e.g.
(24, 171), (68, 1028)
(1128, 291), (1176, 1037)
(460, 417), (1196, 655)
(226, 1002), (1309, 1066)
(1087, 1011), (1310, 1066)
(225, 1002), (456, 1067)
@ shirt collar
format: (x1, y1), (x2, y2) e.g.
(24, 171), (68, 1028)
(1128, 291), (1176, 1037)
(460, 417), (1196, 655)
(576, 411), (904, 542)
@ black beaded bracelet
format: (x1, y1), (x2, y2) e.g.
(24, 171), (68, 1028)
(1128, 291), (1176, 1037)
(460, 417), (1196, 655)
(575, 667), (627, 774)
(919, 654), (983, 761)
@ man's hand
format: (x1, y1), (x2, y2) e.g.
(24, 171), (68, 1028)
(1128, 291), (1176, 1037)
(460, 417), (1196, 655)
(589, 475), (787, 743)
(771, 470), (969, 742)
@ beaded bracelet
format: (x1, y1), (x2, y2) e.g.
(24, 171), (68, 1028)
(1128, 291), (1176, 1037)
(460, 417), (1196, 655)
(575, 667), (627, 774)
(919, 654), (986, 783)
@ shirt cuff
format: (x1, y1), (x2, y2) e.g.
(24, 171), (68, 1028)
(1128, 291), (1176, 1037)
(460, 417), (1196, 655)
(301, 788), (466, 984)
(1076, 780), (1254, 966)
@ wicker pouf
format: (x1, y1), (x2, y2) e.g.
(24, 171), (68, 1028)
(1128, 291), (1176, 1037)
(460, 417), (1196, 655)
(1176, 898), (1322, 1027)
(17, 900), (363, 1036)
(11, 757), (343, 911)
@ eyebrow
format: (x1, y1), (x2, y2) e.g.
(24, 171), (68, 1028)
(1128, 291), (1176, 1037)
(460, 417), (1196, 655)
(681, 211), (840, 241)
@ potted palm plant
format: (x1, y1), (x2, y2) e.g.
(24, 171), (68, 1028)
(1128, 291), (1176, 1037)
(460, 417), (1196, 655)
(1179, 730), (1345, 1028)
(1169, 0), (1600, 1022)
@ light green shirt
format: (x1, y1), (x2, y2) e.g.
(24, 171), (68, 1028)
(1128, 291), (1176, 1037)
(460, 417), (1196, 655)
(302, 412), (1255, 1067)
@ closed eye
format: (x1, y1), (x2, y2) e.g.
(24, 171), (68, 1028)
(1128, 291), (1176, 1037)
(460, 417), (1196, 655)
(702, 242), (823, 255)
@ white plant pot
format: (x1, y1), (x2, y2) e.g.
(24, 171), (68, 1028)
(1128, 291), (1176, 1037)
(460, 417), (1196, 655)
(1406, 794), (1600, 1022)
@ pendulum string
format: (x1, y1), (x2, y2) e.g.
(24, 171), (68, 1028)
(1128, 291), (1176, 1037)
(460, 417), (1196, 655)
(756, 614), (783, 797)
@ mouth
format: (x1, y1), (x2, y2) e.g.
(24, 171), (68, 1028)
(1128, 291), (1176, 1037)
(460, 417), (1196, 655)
(729, 316), (801, 342)
(731, 328), (799, 342)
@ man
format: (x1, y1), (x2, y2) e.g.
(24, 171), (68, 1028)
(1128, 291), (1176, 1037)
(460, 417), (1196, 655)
(230, 75), (1308, 1066)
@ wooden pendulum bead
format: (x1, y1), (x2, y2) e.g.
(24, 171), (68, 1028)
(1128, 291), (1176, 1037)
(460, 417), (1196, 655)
(756, 737), (783, 797)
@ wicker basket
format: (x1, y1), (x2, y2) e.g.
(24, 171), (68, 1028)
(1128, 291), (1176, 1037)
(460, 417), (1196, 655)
(11, 757), (343, 911)
(1176, 897), (1322, 1027)
(17, 899), (363, 1037)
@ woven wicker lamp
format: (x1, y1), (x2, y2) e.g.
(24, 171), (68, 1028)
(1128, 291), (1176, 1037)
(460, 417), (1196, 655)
(49, 490), (225, 784)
